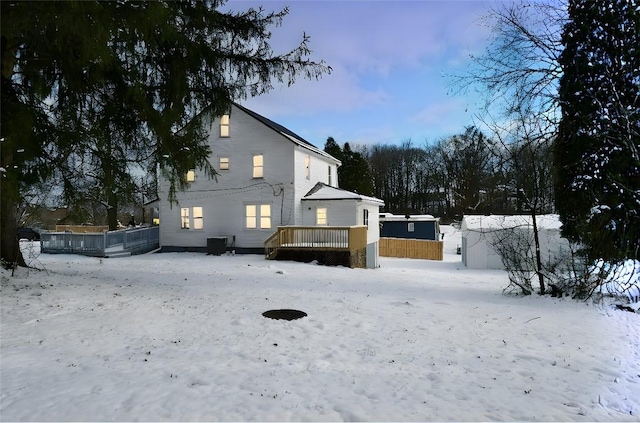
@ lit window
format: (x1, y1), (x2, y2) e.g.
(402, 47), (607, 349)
(193, 207), (203, 230)
(246, 204), (271, 229)
(317, 207), (327, 225)
(305, 155), (310, 180)
(253, 154), (263, 178)
(220, 157), (229, 170)
(408, 222), (415, 232)
(363, 209), (369, 227)
(181, 208), (189, 229)
(328, 165), (332, 185)
(220, 114), (229, 137)
(186, 169), (195, 182)
(246, 205), (257, 229)
(260, 205), (271, 229)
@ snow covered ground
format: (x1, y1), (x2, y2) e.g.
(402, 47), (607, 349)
(1, 227), (638, 421)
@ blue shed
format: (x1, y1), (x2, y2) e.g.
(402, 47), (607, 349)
(379, 213), (441, 240)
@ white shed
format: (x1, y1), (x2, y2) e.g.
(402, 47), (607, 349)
(301, 182), (385, 268)
(461, 214), (570, 269)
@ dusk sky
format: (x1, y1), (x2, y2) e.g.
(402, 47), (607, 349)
(226, 0), (497, 149)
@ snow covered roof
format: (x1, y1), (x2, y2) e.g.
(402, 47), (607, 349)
(380, 213), (439, 222)
(462, 214), (563, 231)
(302, 182), (385, 205)
(233, 103), (341, 165)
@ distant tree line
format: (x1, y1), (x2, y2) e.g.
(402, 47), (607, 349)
(325, 125), (554, 223)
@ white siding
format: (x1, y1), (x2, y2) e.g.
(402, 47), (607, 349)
(461, 217), (570, 270)
(293, 148), (339, 225)
(301, 200), (356, 226)
(159, 106), (337, 249)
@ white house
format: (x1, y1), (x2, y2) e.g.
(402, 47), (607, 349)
(461, 214), (570, 269)
(157, 103), (384, 261)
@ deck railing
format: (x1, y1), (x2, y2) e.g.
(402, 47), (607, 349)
(264, 226), (368, 259)
(41, 226), (159, 257)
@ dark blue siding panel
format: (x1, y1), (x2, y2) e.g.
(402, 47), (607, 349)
(380, 221), (437, 240)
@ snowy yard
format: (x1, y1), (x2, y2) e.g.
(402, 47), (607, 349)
(1, 229), (638, 421)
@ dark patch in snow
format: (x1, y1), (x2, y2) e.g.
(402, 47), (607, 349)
(262, 309), (307, 320)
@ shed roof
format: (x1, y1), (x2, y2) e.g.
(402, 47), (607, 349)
(380, 213), (439, 222)
(302, 182), (385, 205)
(462, 214), (562, 231)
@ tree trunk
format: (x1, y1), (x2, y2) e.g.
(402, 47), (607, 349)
(107, 191), (118, 231)
(531, 210), (546, 295)
(0, 187), (26, 268)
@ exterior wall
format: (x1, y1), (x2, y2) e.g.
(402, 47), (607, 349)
(462, 228), (569, 270)
(380, 220), (438, 240)
(158, 105), (299, 250)
(358, 202), (381, 244)
(292, 148), (339, 225)
(301, 199), (356, 227)
(366, 242), (379, 268)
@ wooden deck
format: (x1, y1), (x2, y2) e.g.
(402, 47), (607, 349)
(264, 226), (368, 268)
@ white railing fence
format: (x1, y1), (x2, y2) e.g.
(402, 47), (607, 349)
(41, 226), (159, 257)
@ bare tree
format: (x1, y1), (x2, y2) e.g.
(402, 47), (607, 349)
(451, 0), (566, 125)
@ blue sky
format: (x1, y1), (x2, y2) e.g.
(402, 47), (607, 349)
(227, 0), (496, 149)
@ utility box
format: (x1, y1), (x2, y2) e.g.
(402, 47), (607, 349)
(207, 237), (227, 255)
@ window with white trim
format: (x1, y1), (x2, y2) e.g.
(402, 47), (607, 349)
(253, 154), (263, 178)
(219, 157), (229, 170)
(220, 114), (230, 137)
(363, 209), (369, 227)
(186, 169), (196, 182)
(260, 205), (271, 229)
(317, 207), (327, 225)
(328, 165), (332, 185)
(181, 206), (203, 230)
(245, 204), (271, 229)
(305, 155), (310, 179)
(408, 222), (415, 232)
(193, 207), (203, 230)
(181, 208), (189, 229)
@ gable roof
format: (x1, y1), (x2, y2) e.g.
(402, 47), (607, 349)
(302, 182), (385, 205)
(233, 102), (340, 165)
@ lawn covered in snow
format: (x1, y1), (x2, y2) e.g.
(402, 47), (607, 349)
(1, 228), (638, 421)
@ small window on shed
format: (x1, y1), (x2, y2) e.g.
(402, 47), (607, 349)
(408, 222), (415, 232)
(317, 207), (327, 225)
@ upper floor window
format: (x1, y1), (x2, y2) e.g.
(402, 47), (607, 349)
(253, 154), (263, 178)
(363, 209), (369, 227)
(186, 169), (196, 182)
(219, 157), (229, 170)
(317, 207), (327, 225)
(408, 222), (415, 232)
(305, 155), (311, 180)
(220, 114), (230, 137)
(328, 165), (332, 186)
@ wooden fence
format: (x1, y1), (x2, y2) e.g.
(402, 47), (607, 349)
(379, 237), (443, 261)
